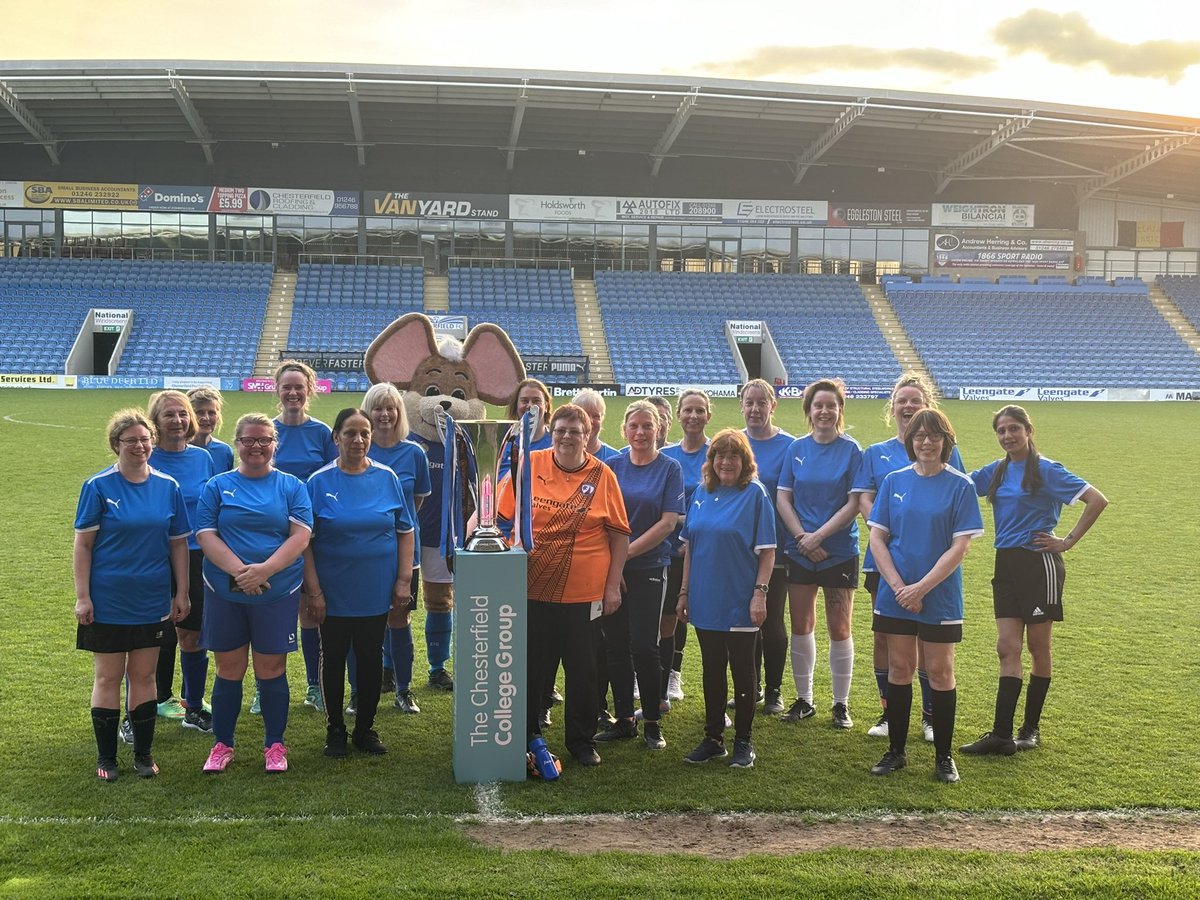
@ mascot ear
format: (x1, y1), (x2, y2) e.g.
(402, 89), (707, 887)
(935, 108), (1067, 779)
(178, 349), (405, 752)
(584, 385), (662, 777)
(462, 324), (527, 405)
(365, 313), (440, 388)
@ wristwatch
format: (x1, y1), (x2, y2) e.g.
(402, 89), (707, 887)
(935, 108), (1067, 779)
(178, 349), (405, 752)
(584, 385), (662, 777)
(755, 583), (769, 594)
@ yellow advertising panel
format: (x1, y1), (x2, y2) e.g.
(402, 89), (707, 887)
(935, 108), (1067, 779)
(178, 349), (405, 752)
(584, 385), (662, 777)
(22, 182), (139, 210)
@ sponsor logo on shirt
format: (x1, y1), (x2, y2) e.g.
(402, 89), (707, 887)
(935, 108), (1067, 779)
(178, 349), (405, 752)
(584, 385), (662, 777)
(105, 498), (121, 509)
(892, 492), (907, 502)
(325, 492), (339, 502)
(222, 489), (237, 498)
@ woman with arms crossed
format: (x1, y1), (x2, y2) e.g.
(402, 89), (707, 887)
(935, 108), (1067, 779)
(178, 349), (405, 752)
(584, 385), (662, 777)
(868, 409), (982, 783)
(74, 409), (190, 780)
(960, 405), (1107, 756)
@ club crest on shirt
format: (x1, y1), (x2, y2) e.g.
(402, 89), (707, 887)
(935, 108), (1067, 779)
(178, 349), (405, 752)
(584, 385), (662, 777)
(580, 483), (595, 495)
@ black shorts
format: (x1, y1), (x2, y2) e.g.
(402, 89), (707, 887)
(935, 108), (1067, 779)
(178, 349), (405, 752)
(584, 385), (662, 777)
(871, 613), (962, 644)
(864, 571), (881, 596)
(176, 548), (206, 632)
(77, 619), (172, 654)
(786, 556), (859, 589)
(993, 548), (1065, 624)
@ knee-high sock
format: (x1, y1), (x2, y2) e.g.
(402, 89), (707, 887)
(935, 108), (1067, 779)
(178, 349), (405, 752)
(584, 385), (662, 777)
(917, 668), (933, 716)
(829, 637), (854, 706)
(993, 676), (1023, 737)
(179, 649), (209, 710)
(885, 682), (912, 754)
(347, 644), (358, 693)
(91, 707), (120, 762)
(790, 632), (816, 702)
(156, 641), (177, 702)
(129, 699), (157, 756)
(301, 627), (321, 687)
(874, 667), (890, 706)
(390, 624), (415, 691)
(1024, 674), (1051, 729)
(210, 676), (242, 746)
(672, 619), (687, 672)
(257, 673), (289, 747)
(930, 687), (957, 759)
(426, 611), (452, 672)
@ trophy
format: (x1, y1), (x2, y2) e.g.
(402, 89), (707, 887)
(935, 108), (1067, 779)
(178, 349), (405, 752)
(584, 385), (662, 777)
(457, 419), (517, 553)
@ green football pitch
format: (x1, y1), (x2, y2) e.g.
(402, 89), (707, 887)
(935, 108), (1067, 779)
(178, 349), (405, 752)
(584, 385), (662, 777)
(1, 389), (1197, 897)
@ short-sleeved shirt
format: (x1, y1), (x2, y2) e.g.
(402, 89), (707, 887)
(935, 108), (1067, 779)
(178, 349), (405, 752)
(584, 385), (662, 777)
(307, 460), (415, 617)
(197, 438), (235, 473)
(368, 439), (432, 566)
(868, 465), (984, 625)
(74, 465), (190, 625)
(779, 433), (863, 570)
(593, 442), (622, 464)
(661, 440), (709, 557)
(854, 437), (967, 572)
(273, 417), (337, 481)
(149, 445), (215, 551)
(970, 456), (1089, 550)
(680, 479), (776, 632)
(407, 432), (446, 549)
(497, 449), (631, 604)
(744, 429), (794, 561)
(196, 468), (313, 605)
(606, 452), (685, 570)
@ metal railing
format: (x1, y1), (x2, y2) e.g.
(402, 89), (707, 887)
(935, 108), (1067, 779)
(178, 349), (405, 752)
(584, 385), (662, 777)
(297, 253), (424, 268)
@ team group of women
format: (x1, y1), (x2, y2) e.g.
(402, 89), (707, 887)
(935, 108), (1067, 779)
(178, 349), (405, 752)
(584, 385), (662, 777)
(74, 364), (1106, 784)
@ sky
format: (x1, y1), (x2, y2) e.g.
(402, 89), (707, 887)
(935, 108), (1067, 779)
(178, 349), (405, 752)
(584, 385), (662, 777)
(3, 1), (1199, 118)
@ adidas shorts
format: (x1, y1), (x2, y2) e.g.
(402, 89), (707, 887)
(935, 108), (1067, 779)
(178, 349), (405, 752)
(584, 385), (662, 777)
(786, 555), (859, 589)
(992, 547), (1065, 624)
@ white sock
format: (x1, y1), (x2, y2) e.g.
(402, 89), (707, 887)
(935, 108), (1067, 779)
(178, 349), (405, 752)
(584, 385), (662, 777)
(790, 632), (816, 703)
(829, 636), (855, 705)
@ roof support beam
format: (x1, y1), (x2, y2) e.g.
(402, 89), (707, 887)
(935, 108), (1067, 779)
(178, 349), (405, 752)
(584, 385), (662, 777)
(650, 87), (699, 177)
(1074, 133), (1199, 203)
(0, 80), (60, 165)
(792, 99), (866, 185)
(502, 79), (529, 171)
(166, 70), (215, 165)
(934, 113), (1032, 194)
(346, 74), (367, 167)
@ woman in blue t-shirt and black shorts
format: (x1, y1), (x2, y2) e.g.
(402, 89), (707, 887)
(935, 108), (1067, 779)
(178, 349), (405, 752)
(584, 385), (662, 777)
(960, 405), (1107, 756)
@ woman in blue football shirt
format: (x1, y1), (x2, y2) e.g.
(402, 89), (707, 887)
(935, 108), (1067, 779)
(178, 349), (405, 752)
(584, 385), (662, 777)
(187, 386), (235, 474)
(868, 409), (983, 784)
(196, 413), (313, 774)
(777, 379), (863, 729)
(305, 408), (415, 758)
(677, 429), (776, 770)
(960, 405), (1107, 757)
(74, 409), (190, 781)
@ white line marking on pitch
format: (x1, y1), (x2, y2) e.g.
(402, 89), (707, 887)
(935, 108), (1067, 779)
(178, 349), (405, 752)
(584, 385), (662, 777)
(472, 783), (506, 822)
(2, 414), (91, 429)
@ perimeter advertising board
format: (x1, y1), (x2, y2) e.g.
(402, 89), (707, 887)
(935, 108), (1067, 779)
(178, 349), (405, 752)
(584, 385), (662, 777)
(829, 205), (930, 227)
(933, 232), (1074, 270)
(510, 195), (617, 221)
(365, 192), (508, 219)
(931, 204), (1035, 228)
(0, 181), (23, 207)
(23, 182), (139, 209)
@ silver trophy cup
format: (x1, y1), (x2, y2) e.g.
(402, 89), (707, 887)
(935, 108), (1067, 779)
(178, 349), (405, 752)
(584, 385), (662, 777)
(458, 419), (517, 553)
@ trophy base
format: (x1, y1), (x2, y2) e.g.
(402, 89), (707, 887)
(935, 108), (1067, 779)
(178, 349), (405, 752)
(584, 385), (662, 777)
(464, 529), (510, 553)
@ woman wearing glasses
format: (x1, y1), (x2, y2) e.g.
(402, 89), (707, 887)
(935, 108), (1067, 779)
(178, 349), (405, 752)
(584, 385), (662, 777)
(195, 414), (313, 774)
(867, 409), (982, 784)
(74, 409), (190, 781)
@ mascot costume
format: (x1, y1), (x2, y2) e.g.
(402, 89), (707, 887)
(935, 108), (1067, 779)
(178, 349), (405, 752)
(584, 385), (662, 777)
(364, 313), (525, 691)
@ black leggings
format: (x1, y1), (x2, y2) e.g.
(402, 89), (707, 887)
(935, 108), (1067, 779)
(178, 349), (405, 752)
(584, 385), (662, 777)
(602, 566), (667, 721)
(755, 568), (788, 693)
(320, 613), (388, 732)
(696, 628), (758, 743)
(527, 600), (600, 758)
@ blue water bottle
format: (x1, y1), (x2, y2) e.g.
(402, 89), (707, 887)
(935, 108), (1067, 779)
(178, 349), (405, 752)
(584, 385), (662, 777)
(528, 736), (561, 781)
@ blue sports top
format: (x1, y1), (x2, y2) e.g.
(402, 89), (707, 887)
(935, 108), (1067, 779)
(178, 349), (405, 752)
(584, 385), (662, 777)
(149, 444), (215, 551)
(196, 468), (313, 605)
(778, 433), (863, 570)
(307, 461), (415, 617)
(498, 430), (551, 482)
(593, 442), (622, 464)
(198, 438), (235, 474)
(853, 436), (966, 573)
(606, 452), (685, 570)
(868, 465), (983, 625)
(970, 456), (1089, 550)
(680, 479), (776, 632)
(74, 465), (190, 625)
(368, 439), (432, 566)
(661, 439), (709, 557)
(273, 417), (337, 481)
(744, 429), (794, 561)
(407, 432), (446, 549)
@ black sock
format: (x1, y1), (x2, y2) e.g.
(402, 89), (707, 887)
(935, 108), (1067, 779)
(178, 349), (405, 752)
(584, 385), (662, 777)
(91, 707), (120, 762)
(130, 699), (157, 757)
(885, 682), (912, 754)
(672, 619), (687, 672)
(993, 676), (1023, 737)
(156, 642), (177, 702)
(930, 687), (957, 759)
(1024, 674), (1051, 729)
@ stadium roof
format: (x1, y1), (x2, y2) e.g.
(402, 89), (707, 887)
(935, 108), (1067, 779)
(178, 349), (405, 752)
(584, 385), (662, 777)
(2, 60), (1199, 205)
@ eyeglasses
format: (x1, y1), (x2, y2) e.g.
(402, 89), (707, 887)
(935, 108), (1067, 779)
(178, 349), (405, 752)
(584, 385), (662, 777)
(910, 432), (945, 444)
(552, 428), (585, 438)
(237, 437), (276, 447)
(118, 436), (153, 446)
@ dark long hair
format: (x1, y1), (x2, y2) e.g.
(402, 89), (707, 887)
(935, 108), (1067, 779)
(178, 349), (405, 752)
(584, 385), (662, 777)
(985, 405), (1043, 505)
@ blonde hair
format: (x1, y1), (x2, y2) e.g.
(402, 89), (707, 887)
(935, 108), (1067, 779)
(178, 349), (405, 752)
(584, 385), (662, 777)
(362, 382), (410, 436)
(147, 389), (199, 442)
(803, 378), (847, 433)
(884, 371), (938, 426)
(234, 412), (277, 441)
(273, 359), (318, 412)
(107, 408), (156, 453)
(186, 386), (225, 433)
(675, 388), (712, 416)
(623, 399), (662, 430)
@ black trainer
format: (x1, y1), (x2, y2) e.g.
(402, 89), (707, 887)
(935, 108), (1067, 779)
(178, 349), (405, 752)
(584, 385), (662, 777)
(96, 757), (119, 782)
(870, 748), (908, 776)
(959, 731), (1017, 756)
(381, 667), (396, 694)
(133, 754), (160, 778)
(643, 721), (666, 750)
(597, 709), (617, 730)
(684, 737), (727, 764)
(428, 668), (454, 691)
(1015, 724), (1040, 751)
(728, 739), (756, 768)
(831, 702), (853, 730)
(352, 729), (389, 755)
(573, 747), (601, 767)
(182, 706), (213, 733)
(325, 726), (348, 758)
(936, 754), (961, 783)
(780, 698), (816, 723)
(595, 718), (637, 742)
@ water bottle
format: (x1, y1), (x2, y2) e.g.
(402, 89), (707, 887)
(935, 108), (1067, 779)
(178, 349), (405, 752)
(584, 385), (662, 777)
(527, 736), (561, 781)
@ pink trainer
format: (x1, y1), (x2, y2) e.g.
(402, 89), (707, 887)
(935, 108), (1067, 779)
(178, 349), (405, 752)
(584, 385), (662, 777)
(264, 742), (289, 773)
(203, 742), (235, 773)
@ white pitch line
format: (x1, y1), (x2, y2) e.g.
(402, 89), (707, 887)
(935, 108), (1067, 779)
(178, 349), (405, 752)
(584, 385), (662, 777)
(471, 783), (506, 822)
(2, 413), (92, 429)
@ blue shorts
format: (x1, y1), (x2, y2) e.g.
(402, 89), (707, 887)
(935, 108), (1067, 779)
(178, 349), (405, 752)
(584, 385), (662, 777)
(201, 585), (300, 654)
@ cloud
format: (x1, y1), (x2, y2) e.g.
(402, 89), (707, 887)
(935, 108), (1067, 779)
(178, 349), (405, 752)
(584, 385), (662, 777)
(994, 10), (1200, 84)
(704, 45), (995, 79)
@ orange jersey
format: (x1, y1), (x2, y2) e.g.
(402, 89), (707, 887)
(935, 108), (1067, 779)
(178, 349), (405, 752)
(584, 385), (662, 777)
(497, 449), (630, 603)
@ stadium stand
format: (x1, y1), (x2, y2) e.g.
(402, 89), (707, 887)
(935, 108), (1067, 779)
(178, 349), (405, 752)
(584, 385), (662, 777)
(1158, 275), (1200, 332)
(595, 272), (900, 386)
(0, 259), (270, 377)
(445, 268), (583, 358)
(887, 280), (1200, 394)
